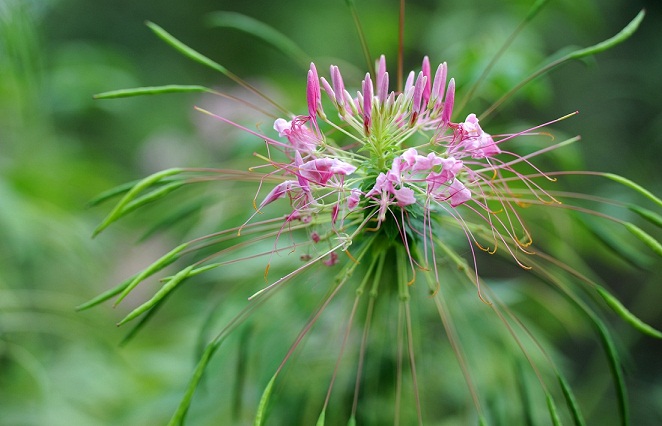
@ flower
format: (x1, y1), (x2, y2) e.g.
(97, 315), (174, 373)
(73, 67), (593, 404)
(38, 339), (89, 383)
(255, 56), (550, 284)
(88, 10), (661, 425)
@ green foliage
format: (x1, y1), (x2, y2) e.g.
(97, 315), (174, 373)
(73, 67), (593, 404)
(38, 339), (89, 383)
(2, 1), (662, 425)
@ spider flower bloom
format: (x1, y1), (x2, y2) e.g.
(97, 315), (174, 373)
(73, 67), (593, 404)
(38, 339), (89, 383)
(90, 30), (661, 423)
(259, 56), (547, 282)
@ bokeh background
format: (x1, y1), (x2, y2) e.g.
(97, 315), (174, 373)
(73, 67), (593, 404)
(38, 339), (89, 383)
(1, 0), (660, 424)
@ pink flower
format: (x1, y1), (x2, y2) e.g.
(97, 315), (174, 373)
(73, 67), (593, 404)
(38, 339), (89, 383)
(299, 158), (357, 186)
(455, 113), (500, 158)
(273, 117), (320, 154)
(259, 180), (299, 208)
(347, 188), (362, 211)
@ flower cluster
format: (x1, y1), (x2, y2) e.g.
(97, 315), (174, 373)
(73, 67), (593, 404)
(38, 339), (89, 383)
(256, 55), (539, 278)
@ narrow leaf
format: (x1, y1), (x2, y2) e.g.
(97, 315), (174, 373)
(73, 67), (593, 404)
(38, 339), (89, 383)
(114, 242), (189, 306)
(628, 204), (662, 229)
(604, 173), (662, 208)
(168, 340), (222, 426)
(139, 199), (206, 241)
(545, 393), (562, 426)
(596, 286), (662, 339)
(458, 0), (550, 111)
(579, 218), (650, 270)
(254, 373), (277, 426)
(94, 85), (210, 99)
(482, 10), (645, 118)
(593, 318), (629, 426)
(567, 10), (645, 60)
(556, 372), (586, 426)
(117, 265), (194, 326)
(625, 222), (662, 257)
(146, 21), (229, 74)
(87, 180), (141, 207)
(316, 410), (326, 426)
(525, 0), (551, 21)
(93, 168), (184, 237)
(75, 273), (138, 311)
(121, 180), (186, 218)
(207, 12), (309, 68)
(119, 289), (175, 346)
(145, 21), (288, 115)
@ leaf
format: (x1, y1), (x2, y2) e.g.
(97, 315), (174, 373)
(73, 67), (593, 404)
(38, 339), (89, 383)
(117, 265), (194, 326)
(593, 318), (629, 426)
(545, 393), (562, 426)
(139, 199), (207, 241)
(94, 85), (210, 99)
(121, 180), (186, 217)
(566, 10), (645, 59)
(482, 10), (645, 118)
(146, 21), (230, 75)
(75, 273), (138, 311)
(579, 218), (650, 270)
(168, 340), (222, 426)
(114, 242), (189, 306)
(87, 180), (141, 207)
(253, 373), (277, 426)
(556, 372), (586, 426)
(604, 173), (662, 209)
(145, 21), (287, 115)
(93, 168), (184, 237)
(207, 12), (310, 68)
(625, 222), (662, 258)
(628, 204), (662, 229)
(595, 285), (662, 339)
(119, 289), (175, 346)
(316, 409), (326, 426)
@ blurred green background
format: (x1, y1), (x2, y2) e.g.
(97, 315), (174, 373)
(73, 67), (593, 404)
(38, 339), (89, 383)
(1, 0), (660, 424)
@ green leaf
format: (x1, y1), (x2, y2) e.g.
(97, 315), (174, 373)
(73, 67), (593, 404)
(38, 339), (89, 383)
(121, 180), (186, 217)
(556, 372), (586, 426)
(596, 285), (662, 339)
(139, 199), (207, 241)
(593, 318), (629, 426)
(146, 21), (230, 75)
(254, 373), (277, 426)
(545, 393), (562, 426)
(579, 218), (651, 270)
(94, 85), (210, 99)
(119, 289), (175, 346)
(93, 168), (184, 237)
(117, 265), (194, 326)
(87, 180), (141, 207)
(75, 273), (138, 311)
(566, 10), (645, 59)
(604, 173), (662, 209)
(114, 242), (189, 306)
(168, 340), (222, 426)
(316, 409), (326, 426)
(628, 204), (662, 229)
(145, 21), (287, 115)
(625, 222), (662, 257)
(482, 10), (645, 118)
(207, 12), (310, 68)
